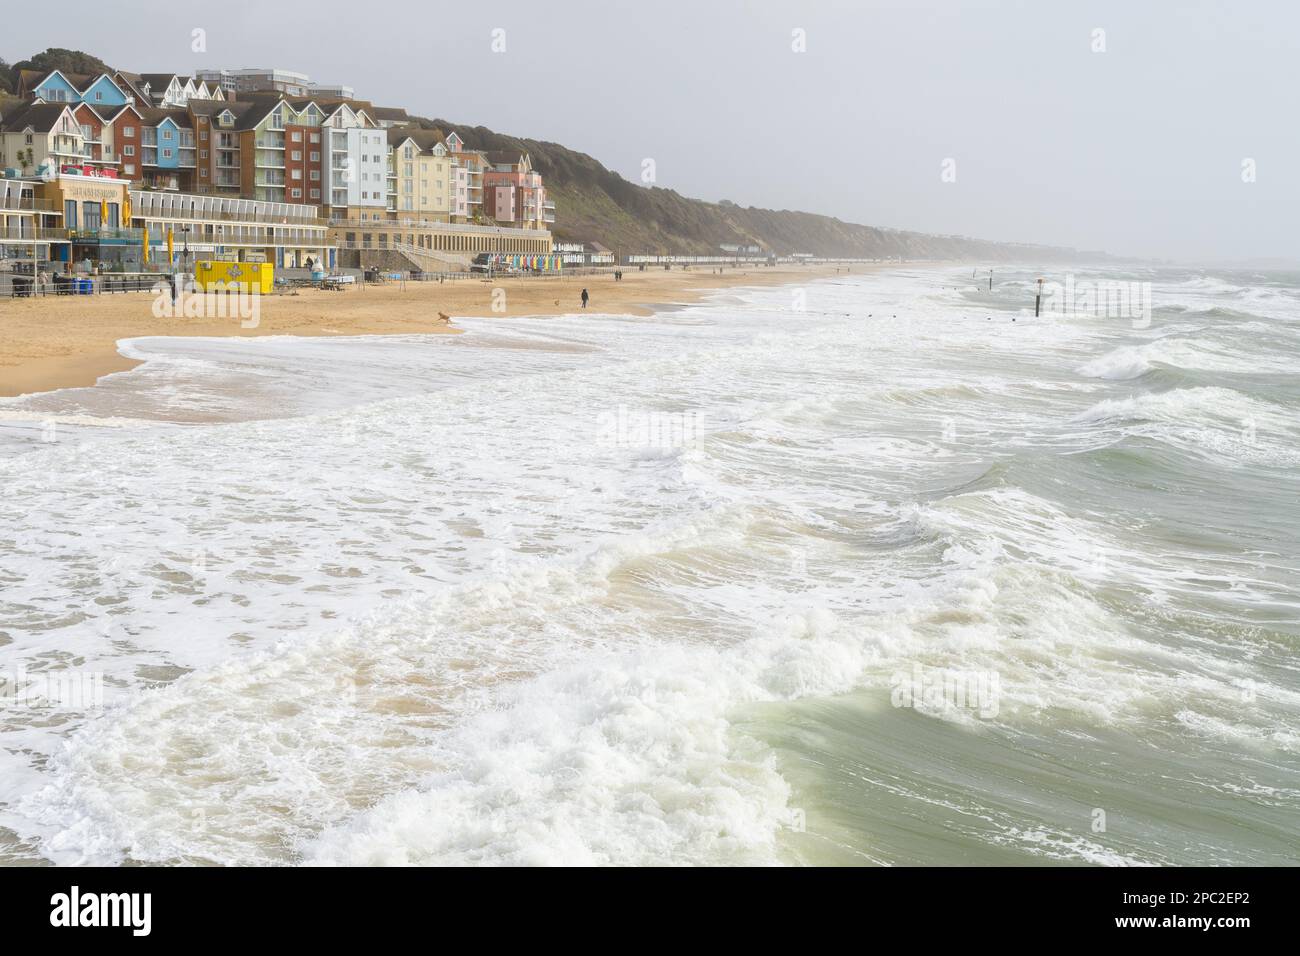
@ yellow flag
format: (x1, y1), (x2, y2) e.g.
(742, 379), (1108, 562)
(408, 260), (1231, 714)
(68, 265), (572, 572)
(166, 227), (174, 265)
(100, 199), (108, 229)
(142, 227), (149, 264)
(122, 192), (132, 226)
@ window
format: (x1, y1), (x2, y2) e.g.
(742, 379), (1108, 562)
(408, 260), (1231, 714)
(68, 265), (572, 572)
(124, 164), (135, 175)
(310, 133), (320, 143)
(163, 148), (173, 159)
(291, 169), (301, 180)
(95, 91), (103, 102)
(200, 130), (208, 141)
(123, 126), (135, 136)
(291, 131), (302, 142)
(200, 149), (208, 159)
(24, 134), (33, 145)
(310, 151), (319, 162)
(310, 169), (320, 181)
(310, 188), (320, 199)
(124, 145), (135, 156)
(291, 188), (302, 198)
(291, 150), (301, 161)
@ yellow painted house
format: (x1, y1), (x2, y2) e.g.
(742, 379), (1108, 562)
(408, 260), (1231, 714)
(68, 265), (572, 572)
(0, 103), (89, 176)
(388, 128), (453, 222)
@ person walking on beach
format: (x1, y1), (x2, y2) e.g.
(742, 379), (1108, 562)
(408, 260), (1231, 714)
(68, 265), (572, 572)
(581, 288), (589, 309)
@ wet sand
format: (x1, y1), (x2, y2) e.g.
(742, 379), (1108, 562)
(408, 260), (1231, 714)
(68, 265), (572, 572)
(0, 264), (866, 397)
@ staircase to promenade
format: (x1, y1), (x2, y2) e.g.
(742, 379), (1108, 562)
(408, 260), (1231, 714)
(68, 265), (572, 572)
(335, 241), (472, 274)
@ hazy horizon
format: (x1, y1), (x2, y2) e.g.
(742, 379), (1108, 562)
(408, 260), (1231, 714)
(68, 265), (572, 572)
(5, 0), (1294, 263)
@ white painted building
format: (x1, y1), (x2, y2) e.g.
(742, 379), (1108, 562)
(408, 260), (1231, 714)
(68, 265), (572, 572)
(344, 127), (389, 216)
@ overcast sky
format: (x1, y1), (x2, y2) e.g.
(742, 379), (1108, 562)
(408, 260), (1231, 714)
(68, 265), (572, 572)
(7, 0), (1296, 262)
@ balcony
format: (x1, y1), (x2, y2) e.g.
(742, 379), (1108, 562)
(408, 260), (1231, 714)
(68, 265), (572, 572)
(0, 226), (68, 242)
(130, 190), (325, 227)
(66, 226), (144, 242)
(0, 196), (59, 213)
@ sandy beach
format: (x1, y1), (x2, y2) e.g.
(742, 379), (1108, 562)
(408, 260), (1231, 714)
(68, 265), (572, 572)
(0, 263), (866, 397)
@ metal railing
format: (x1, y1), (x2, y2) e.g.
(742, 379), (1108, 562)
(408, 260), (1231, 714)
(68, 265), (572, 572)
(328, 217), (551, 238)
(2, 271), (173, 298)
(0, 197), (60, 212)
(0, 228), (68, 241)
(65, 227), (142, 241)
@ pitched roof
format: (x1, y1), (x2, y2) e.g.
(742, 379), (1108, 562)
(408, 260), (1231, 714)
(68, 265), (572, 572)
(484, 149), (528, 166)
(139, 73), (180, 89)
(187, 98), (250, 117)
(106, 102), (146, 122)
(113, 71), (152, 101)
(71, 101), (113, 123)
(0, 102), (74, 133)
(140, 107), (193, 128)
(387, 127), (446, 149)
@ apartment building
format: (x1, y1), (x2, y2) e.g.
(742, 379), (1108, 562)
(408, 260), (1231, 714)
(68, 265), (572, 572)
(130, 188), (334, 268)
(387, 128), (453, 221)
(482, 150), (554, 229)
(0, 177), (66, 265)
(371, 107), (410, 129)
(343, 126), (390, 220)
(307, 82), (355, 99)
(17, 69), (133, 108)
(196, 69), (354, 101)
(138, 108), (197, 192)
(196, 68), (312, 98)
(188, 100), (255, 196)
(319, 101), (375, 219)
(135, 74), (223, 108)
(444, 133), (485, 222)
(284, 116), (327, 207)
(234, 98), (282, 202)
(6, 63), (556, 260)
(0, 103), (103, 177)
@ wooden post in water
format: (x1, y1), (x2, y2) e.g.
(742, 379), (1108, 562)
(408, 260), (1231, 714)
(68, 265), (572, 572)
(1035, 277), (1043, 317)
(988, 269), (993, 292)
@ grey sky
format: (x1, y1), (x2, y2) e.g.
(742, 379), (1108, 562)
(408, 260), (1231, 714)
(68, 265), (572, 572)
(7, 0), (1295, 261)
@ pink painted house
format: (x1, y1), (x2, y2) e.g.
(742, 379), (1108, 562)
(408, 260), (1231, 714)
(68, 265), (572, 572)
(481, 150), (553, 229)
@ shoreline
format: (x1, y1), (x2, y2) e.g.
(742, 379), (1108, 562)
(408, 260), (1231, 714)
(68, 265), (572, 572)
(0, 263), (884, 399)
